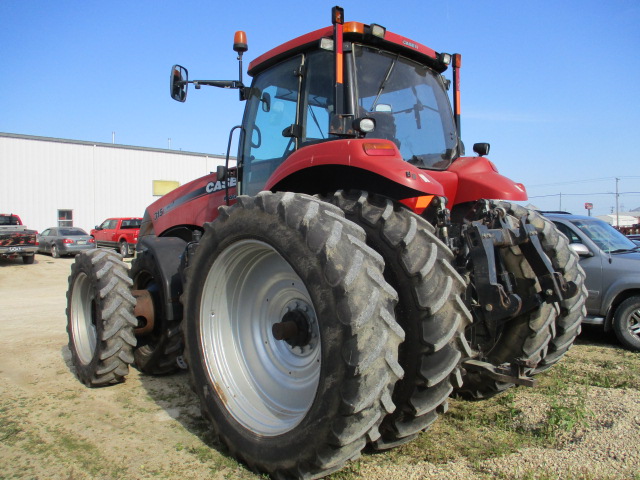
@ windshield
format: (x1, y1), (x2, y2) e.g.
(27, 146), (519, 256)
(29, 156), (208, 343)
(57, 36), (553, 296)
(353, 45), (458, 170)
(570, 218), (638, 253)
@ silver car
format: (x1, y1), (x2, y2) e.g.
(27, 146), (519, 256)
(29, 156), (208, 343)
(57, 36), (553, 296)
(545, 213), (640, 351)
(37, 227), (96, 258)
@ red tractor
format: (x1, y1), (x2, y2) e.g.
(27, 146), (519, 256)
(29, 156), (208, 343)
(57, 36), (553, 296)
(66, 7), (586, 479)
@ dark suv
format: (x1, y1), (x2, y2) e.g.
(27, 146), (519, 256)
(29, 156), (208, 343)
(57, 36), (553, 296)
(544, 213), (640, 351)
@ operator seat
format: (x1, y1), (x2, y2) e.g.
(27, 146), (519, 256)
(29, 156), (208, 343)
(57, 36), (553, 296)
(368, 111), (401, 148)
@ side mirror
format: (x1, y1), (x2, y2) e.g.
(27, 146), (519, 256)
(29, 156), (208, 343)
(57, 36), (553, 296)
(216, 165), (228, 180)
(170, 65), (188, 102)
(569, 243), (592, 257)
(261, 92), (271, 112)
(473, 143), (490, 156)
(374, 103), (392, 113)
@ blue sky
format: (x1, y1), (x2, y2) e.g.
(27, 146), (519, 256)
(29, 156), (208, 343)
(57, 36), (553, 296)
(2, 0), (639, 217)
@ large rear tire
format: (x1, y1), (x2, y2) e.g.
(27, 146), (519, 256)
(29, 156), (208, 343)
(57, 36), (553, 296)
(66, 249), (137, 387)
(500, 203), (587, 374)
(456, 203), (586, 398)
(323, 190), (471, 449)
(456, 232), (557, 398)
(182, 192), (404, 479)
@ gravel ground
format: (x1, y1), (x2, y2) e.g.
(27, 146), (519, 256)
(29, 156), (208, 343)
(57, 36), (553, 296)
(1, 254), (638, 480)
(358, 386), (640, 480)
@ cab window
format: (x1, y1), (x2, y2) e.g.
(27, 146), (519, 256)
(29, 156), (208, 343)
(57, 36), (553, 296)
(240, 55), (302, 196)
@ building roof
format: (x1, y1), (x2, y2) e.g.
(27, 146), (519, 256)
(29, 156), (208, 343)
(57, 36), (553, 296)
(0, 131), (223, 159)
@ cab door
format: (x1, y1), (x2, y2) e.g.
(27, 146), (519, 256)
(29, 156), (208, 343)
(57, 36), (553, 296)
(239, 55), (303, 196)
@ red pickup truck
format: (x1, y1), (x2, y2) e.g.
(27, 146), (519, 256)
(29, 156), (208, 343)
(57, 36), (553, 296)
(0, 213), (38, 264)
(90, 217), (141, 257)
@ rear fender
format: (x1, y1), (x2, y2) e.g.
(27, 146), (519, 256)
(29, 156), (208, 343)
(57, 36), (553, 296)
(442, 156), (528, 206)
(264, 139), (445, 199)
(135, 236), (187, 323)
(143, 171), (238, 237)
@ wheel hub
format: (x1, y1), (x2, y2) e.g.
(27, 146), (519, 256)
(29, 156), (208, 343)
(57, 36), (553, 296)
(272, 309), (311, 347)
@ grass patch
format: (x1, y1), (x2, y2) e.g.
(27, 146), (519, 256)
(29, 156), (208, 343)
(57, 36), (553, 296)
(332, 341), (634, 477)
(540, 392), (592, 439)
(0, 413), (23, 445)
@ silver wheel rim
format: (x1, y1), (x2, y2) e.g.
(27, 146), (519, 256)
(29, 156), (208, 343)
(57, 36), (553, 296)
(200, 239), (321, 436)
(628, 307), (640, 338)
(70, 271), (97, 365)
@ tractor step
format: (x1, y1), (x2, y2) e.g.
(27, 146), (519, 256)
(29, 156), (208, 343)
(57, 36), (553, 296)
(462, 359), (537, 387)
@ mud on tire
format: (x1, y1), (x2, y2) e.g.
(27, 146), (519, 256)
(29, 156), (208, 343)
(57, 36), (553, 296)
(66, 249), (137, 387)
(324, 190), (471, 449)
(182, 191), (404, 479)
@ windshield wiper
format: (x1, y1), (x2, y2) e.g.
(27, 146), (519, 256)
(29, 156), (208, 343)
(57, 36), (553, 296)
(370, 55), (398, 111)
(610, 248), (637, 254)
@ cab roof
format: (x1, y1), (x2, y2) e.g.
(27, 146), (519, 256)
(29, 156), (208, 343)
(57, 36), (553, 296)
(248, 22), (448, 77)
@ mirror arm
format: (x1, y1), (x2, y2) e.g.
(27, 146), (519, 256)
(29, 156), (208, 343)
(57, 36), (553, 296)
(190, 80), (245, 89)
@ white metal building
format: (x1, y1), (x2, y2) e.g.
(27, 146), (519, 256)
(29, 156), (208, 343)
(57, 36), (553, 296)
(0, 132), (229, 234)
(596, 214), (639, 227)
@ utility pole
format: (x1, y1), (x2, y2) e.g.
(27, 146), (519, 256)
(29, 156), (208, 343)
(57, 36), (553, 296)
(559, 192), (562, 211)
(616, 177), (620, 227)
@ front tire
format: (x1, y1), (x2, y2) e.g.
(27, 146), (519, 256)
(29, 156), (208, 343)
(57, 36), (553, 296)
(182, 192), (404, 479)
(66, 249), (137, 386)
(613, 296), (640, 351)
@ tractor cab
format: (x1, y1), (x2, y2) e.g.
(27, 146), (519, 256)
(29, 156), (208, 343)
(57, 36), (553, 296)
(238, 16), (461, 196)
(170, 10), (463, 200)
(239, 37), (460, 195)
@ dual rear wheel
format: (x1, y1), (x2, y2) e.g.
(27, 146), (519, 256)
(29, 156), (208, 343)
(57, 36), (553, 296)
(181, 192), (405, 478)
(455, 202), (587, 399)
(65, 193), (585, 479)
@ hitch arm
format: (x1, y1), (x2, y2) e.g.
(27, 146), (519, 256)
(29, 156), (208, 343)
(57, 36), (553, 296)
(465, 221), (523, 326)
(463, 359), (537, 387)
(516, 215), (578, 304)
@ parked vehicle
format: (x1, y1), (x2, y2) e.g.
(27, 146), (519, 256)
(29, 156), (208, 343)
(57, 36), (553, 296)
(90, 217), (141, 257)
(38, 227), (95, 257)
(627, 234), (640, 246)
(0, 213), (38, 264)
(546, 213), (640, 351)
(66, 8), (585, 479)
